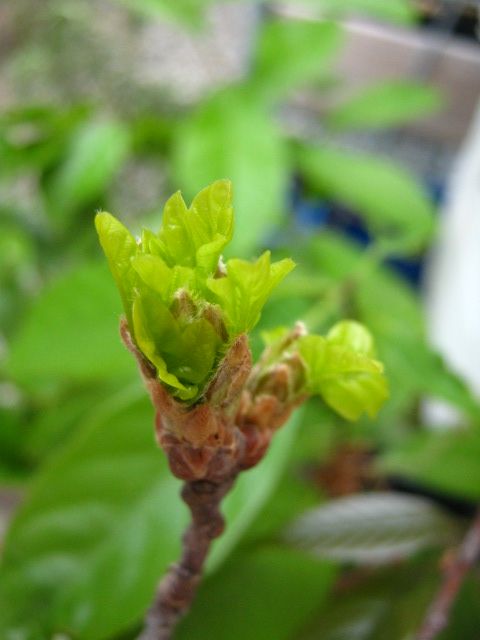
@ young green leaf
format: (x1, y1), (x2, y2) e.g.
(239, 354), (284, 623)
(326, 319), (376, 357)
(95, 211), (138, 325)
(156, 180), (234, 273)
(207, 252), (295, 336)
(298, 322), (388, 420)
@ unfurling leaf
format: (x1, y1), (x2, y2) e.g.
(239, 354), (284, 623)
(298, 322), (388, 420)
(95, 180), (294, 403)
(207, 252), (295, 336)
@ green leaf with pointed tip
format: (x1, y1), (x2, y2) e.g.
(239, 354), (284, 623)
(327, 320), (376, 357)
(95, 211), (137, 327)
(157, 179), (233, 273)
(298, 334), (388, 420)
(207, 252), (295, 336)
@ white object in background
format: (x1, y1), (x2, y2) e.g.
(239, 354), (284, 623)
(424, 101), (480, 426)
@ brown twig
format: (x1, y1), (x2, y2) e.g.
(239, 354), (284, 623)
(138, 476), (236, 640)
(416, 508), (480, 640)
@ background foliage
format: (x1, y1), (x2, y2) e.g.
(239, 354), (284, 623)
(1, 1), (479, 639)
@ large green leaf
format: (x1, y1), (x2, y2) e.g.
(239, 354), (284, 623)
(172, 88), (288, 257)
(250, 19), (342, 101)
(177, 546), (336, 640)
(380, 429), (480, 501)
(285, 492), (457, 565)
(328, 81), (442, 131)
(0, 388), (185, 640)
(47, 119), (130, 223)
(297, 146), (436, 255)
(7, 262), (135, 390)
(0, 394), (301, 638)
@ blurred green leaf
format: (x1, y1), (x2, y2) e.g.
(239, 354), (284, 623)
(301, 557), (439, 640)
(0, 395), (301, 638)
(47, 119), (130, 224)
(0, 389), (185, 640)
(439, 578), (480, 640)
(380, 428), (480, 501)
(328, 81), (442, 131)
(285, 492), (457, 565)
(301, 233), (480, 422)
(177, 546), (336, 640)
(114, 0), (217, 25)
(297, 146), (436, 254)
(172, 88), (288, 257)
(7, 262), (135, 390)
(305, 0), (417, 24)
(251, 19), (343, 101)
(0, 105), (89, 174)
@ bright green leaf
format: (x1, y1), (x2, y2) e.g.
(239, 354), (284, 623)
(157, 179), (233, 272)
(297, 146), (436, 255)
(328, 81), (442, 131)
(298, 334), (388, 420)
(131, 289), (194, 397)
(327, 320), (376, 357)
(207, 252), (295, 336)
(95, 211), (138, 325)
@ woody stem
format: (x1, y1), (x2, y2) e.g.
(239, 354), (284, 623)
(138, 476), (236, 640)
